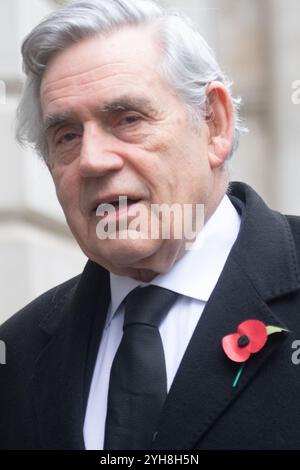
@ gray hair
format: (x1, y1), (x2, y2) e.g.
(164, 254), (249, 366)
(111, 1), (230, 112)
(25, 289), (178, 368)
(16, 0), (247, 162)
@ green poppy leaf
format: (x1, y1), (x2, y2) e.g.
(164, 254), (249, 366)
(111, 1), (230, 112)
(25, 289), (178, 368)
(266, 325), (289, 336)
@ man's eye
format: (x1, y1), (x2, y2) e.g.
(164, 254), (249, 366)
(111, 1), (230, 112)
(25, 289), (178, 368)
(118, 115), (141, 126)
(58, 132), (81, 144)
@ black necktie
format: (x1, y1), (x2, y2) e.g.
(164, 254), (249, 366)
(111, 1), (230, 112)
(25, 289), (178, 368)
(103, 284), (179, 450)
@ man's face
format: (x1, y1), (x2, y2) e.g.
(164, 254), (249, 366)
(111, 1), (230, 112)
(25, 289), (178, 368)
(40, 27), (220, 280)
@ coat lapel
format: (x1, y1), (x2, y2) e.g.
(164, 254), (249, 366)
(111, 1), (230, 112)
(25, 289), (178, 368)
(32, 261), (110, 450)
(151, 183), (300, 450)
(151, 256), (290, 450)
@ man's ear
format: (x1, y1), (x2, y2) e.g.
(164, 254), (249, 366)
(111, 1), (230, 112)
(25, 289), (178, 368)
(204, 81), (234, 169)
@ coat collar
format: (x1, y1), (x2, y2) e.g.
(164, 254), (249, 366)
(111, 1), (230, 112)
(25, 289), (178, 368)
(33, 182), (300, 449)
(227, 182), (300, 300)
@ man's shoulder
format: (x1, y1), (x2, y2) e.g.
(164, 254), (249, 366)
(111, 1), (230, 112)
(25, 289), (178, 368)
(230, 181), (300, 257)
(284, 213), (300, 256)
(0, 274), (81, 342)
(285, 213), (300, 233)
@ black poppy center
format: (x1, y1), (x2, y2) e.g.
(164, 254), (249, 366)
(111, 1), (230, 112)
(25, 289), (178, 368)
(238, 335), (250, 348)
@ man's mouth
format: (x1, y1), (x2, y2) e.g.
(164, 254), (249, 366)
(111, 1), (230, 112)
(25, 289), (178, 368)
(94, 196), (143, 219)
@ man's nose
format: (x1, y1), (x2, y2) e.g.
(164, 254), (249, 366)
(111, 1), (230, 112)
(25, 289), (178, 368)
(79, 123), (125, 177)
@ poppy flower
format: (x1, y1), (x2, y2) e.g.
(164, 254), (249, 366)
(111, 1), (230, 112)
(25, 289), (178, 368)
(222, 319), (289, 388)
(222, 319), (268, 363)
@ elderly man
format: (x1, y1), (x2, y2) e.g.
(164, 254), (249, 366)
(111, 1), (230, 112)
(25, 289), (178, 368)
(1, 0), (300, 451)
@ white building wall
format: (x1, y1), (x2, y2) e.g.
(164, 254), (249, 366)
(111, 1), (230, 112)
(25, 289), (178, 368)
(0, 0), (87, 323)
(269, 0), (300, 215)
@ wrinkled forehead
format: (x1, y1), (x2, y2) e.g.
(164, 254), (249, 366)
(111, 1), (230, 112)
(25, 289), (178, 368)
(40, 25), (161, 98)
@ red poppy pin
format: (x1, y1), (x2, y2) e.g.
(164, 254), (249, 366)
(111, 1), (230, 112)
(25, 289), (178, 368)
(222, 319), (288, 388)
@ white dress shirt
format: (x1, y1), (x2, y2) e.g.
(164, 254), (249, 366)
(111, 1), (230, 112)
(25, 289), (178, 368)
(84, 194), (241, 450)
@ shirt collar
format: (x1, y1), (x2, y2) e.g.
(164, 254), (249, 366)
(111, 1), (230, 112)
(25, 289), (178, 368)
(109, 194), (241, 320)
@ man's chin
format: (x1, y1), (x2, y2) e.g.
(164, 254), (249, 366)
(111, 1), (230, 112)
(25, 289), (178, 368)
(88, 233), (163, 269)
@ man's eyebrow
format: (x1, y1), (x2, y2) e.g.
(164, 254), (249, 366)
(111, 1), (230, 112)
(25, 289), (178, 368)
(97, 97), (159, 116)
(43, 112), (74, 133)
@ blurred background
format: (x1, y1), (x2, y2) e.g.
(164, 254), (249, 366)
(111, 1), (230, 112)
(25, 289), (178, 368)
(1, 0), (300, 323)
